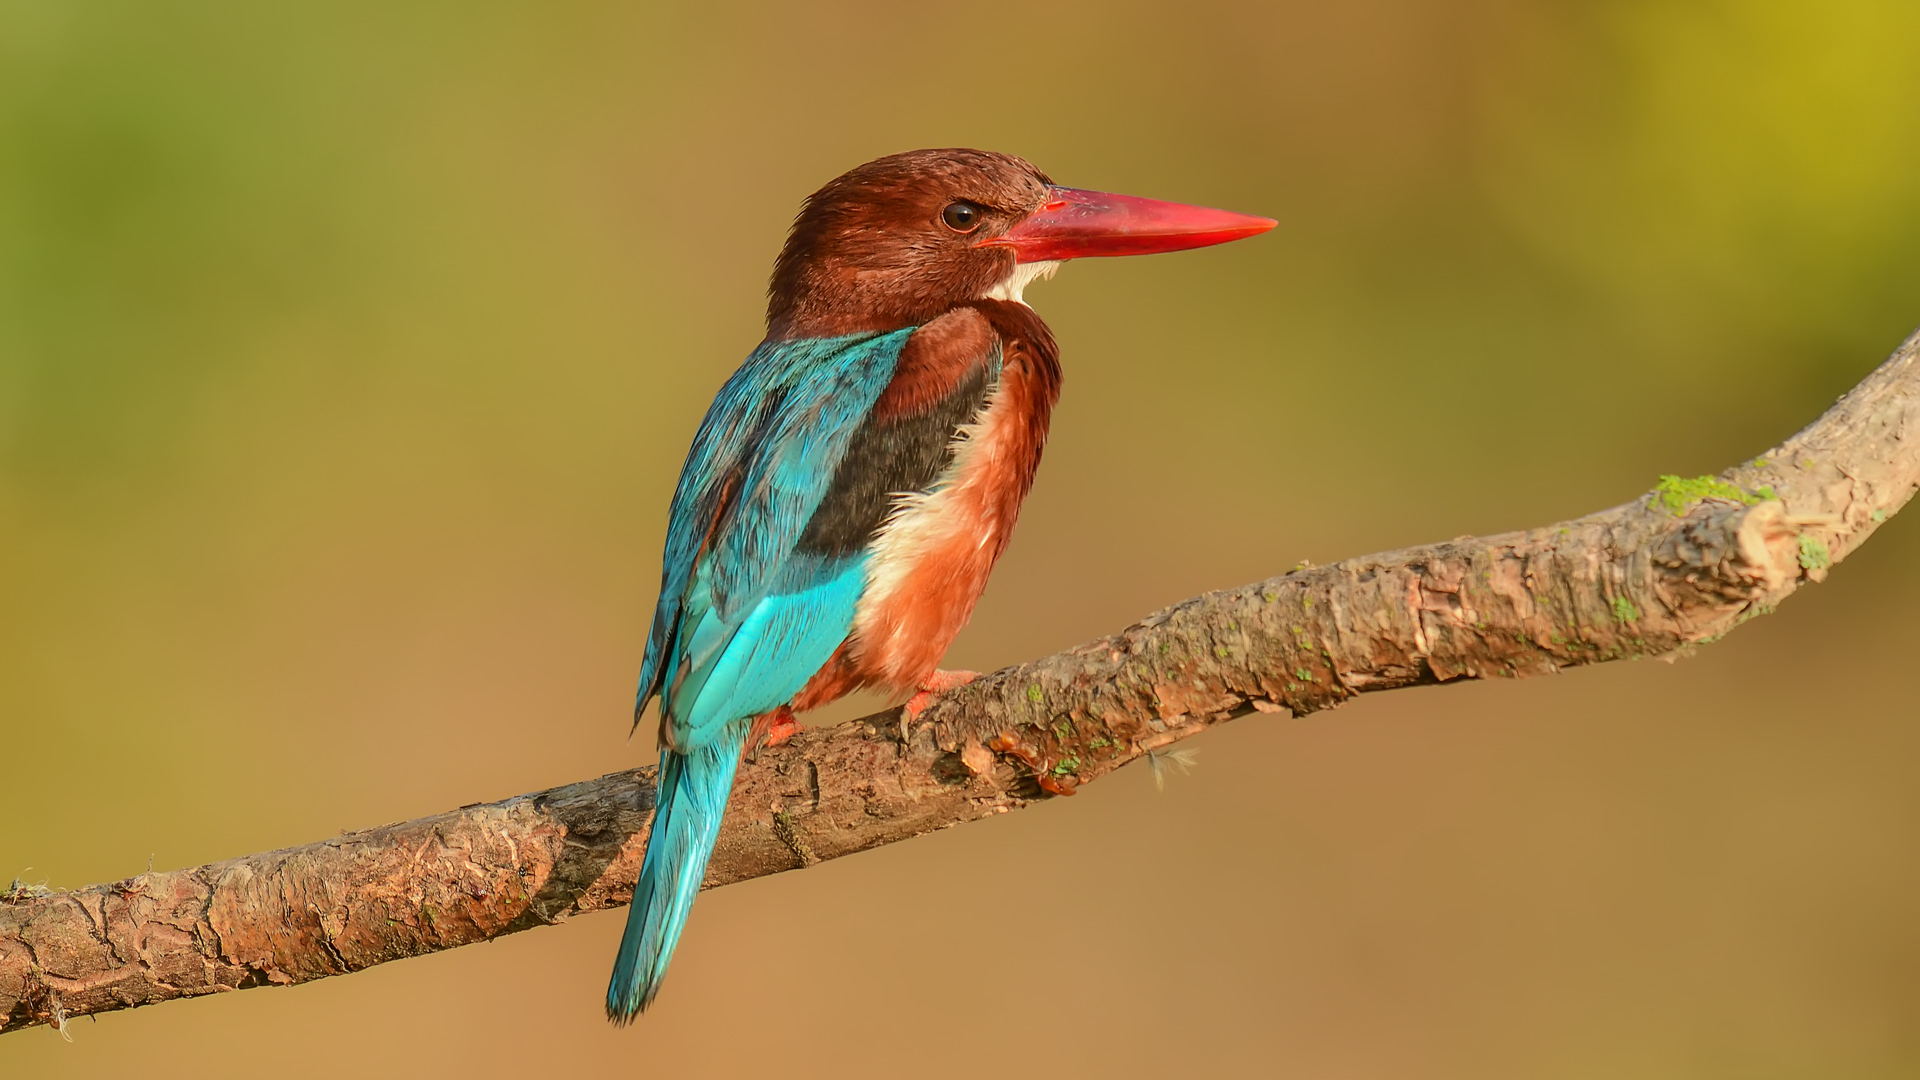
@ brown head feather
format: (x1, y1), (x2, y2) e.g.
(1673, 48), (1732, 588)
(767, 149), (1052, 338)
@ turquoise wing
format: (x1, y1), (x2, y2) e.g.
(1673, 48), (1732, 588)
(636, 329), (915, 750)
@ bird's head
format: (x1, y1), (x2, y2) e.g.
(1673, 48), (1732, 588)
(766, 148), (1275, 338)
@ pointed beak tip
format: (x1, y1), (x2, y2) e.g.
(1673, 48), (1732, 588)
(1213, 213), (1279, 244)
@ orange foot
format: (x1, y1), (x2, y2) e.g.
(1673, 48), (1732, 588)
(763, 705), (800, 748)
(903, 669), (981, 721)
(743, 705), (800, 763)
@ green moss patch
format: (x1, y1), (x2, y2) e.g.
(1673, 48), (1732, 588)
(1651, 474), (1777, 516)
(1798, 535), (1831, 571)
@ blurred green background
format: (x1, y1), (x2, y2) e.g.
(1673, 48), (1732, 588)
(4, 1), (1919, 1076)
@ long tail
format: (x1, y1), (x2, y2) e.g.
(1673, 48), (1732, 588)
(606, 731), (744, 1022)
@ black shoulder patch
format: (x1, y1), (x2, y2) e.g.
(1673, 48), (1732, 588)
(796, 350), (993, 558)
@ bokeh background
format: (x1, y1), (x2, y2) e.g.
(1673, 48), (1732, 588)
(5, 1), (1920, 1076)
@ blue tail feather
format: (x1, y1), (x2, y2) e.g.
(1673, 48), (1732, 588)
(606, 723), (747, 1022)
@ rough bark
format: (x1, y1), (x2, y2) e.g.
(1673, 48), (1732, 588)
(5, 330), (1919, 1037)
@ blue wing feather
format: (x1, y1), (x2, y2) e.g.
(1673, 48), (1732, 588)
(671, 554), (867, 740)
(611, 329), (917, 1020)
(634, 329), (913, 736)
(633, 328), (917, 726)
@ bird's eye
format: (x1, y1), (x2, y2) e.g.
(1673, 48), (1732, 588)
(941, 201), (983, 232)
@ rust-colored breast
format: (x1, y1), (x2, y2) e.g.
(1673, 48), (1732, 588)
(846, 301), (1061, 692)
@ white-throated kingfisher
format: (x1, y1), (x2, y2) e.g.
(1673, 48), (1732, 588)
(609, 149), (1274, 1020)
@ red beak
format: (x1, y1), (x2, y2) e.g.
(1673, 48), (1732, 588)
(983, 186), (1276, 264)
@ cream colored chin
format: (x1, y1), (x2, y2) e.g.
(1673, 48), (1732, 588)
(982, 260), (1061, 305)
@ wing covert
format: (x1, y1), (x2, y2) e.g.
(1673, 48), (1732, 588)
(634, 330), (914, 732)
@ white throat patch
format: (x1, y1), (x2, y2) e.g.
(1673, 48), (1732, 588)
(983, 260), (1062, 306)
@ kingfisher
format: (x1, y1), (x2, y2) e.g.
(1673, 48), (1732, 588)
(608, 148), (1274, 1020)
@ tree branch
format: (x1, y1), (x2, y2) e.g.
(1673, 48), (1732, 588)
(6, 330), (1919, 1036)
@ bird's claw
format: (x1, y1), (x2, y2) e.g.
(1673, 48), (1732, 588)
(902, 669), (981, 722)
(743, 705), (800, 764)
(762, 708), (800, 748)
